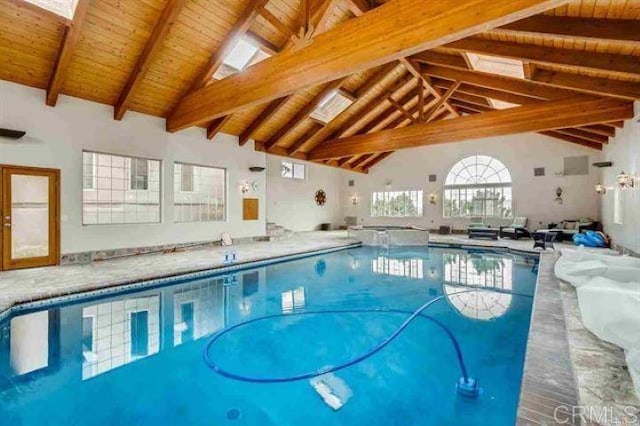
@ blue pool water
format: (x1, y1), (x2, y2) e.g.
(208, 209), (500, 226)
(0, 246), (538, 425)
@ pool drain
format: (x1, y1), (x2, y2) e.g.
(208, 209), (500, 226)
(226, 408), (240, 421)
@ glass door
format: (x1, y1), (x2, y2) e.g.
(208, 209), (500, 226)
(1, 166), (60, 270)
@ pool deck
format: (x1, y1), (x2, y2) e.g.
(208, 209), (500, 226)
(1, 231), (637, 425)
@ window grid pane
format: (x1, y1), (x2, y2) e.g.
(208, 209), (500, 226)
(83, 152), (161, 225)
(174, 163), (226, 223)
(443, 156), (513, 218)
(371, 190), (423, 217)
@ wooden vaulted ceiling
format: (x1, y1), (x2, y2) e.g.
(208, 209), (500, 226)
(1, 0), (639, 173)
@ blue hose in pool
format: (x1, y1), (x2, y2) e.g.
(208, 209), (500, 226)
(202, 290), (530, 395)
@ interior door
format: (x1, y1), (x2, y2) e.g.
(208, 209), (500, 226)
(1, 166), (60, 270)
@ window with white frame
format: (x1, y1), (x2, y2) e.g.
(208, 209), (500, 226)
(173, 163), (226, 222)
(281, 160), (305, 180)
(82, 152), (161, 225)
(371, 190), (423, 217)
(443, 155), (513, 218)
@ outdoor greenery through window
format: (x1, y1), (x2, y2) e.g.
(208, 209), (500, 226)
(371, 190), (423, 217)
(443, 155), (512, 218)
(82, 152), (161, 225)
(281, 161), (305, 180)
(173, 163), (226, 222)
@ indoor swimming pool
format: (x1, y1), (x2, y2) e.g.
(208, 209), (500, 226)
(0, 246), (538, 425)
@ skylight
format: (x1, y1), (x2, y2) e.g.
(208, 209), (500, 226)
(310, 91), (353, 124)
(466, 53), (524, 109)
(213, 38), (270, 80)
(24, 0), (78, 19)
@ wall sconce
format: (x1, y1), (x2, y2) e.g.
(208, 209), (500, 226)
(240, 181), (250, 194)
(616, 171), (635, 189)
(428, 192), (437, 205)
(555, 187), (563, 204)
(351, 194), (359, 206)
(385, 180), (392, 190)
(594, 183), (607, 195)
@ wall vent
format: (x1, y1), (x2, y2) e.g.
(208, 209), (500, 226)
(348, 180), (355, 187)
(428, 174), (437, 182)
(533, 167), (545, 177)
(564, 156), (589, 176)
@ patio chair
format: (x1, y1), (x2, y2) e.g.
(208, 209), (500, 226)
(467, 216), (484, 230)
(533, 231), (557, 250)
(500, 217), (530, 240)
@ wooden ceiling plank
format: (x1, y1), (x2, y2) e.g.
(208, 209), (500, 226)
(114, 0), (188, 120)
(167, 0), (569, 132)
(355, 63), (399, 97)
(206, 115), (232, 140)
(257, 4), (296, 37)
(46, 0), (91, 106)
(444, 37), (640, 79)
(263, 77), (346, 151)
(308, 97), (633, 160)
(496, 15), (640, 44)
(239, 96), (291, 146)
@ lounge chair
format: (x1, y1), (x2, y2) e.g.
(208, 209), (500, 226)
(500, 217), (530, 239)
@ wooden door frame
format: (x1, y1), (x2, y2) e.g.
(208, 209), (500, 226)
(0, 164), (61, 270)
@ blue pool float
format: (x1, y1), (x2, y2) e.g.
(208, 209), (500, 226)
(573, 230), (607, 248)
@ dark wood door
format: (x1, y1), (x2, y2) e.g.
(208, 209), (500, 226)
(1, 165), (60, 270)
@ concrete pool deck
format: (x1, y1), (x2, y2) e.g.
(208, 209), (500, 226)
(1, 231), (637, 425)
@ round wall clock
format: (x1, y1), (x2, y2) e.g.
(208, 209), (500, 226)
(315, 189), (327, 206)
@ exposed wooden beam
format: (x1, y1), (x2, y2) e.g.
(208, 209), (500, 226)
(263, 78), (345, 150)
(362, 152), (393, 171)
(350, 154), (373, 168)
(540, 131), (603, 150)
(531, 69), (640, 101)
(423, 64), (578, 100)
(255, 143), (368, 174)
(287, 122), (324, 155)
(245, 30), (279, 55)
(445, 37), (640, 79)
(402, 59), (459, 117)
(257, 4), (295, 37)
(239, 96), (291, 146)
(496, 15), (640, 45)
(167, 0), (568, 132)
(450, 99), (610, 144)
(425, 81), (461, 121)
(46, 0), (91, 106)
(388, 97), (417, 124)
(358, 88), (422, 134)
(206, 116), (232, 140)
(411, 51), (469, 68)
(114, 0), (187, 120)
(308, 97), (633, 160)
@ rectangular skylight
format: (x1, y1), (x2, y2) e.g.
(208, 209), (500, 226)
(213, 37), (270, 80)
(466, 53), (524, 110)
(310, 91), (353, 124)
(24, 0), (78, 19)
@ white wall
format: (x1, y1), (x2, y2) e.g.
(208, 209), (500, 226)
(599, 102), (640, 253)
(0, 81), (266, 254)
(265, 155), (346, 231)
(342, 133), (602, 231)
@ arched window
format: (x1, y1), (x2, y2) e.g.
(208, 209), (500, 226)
(443, 155), (512, 218)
